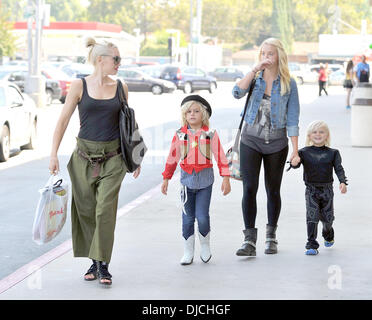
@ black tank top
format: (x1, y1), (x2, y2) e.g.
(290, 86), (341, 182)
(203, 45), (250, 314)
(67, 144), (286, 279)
(78, 78), (121, 141)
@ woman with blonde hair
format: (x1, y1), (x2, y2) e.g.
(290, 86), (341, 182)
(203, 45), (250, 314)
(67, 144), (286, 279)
(232, 37), (300, 257)
(49, 37), (141, 286)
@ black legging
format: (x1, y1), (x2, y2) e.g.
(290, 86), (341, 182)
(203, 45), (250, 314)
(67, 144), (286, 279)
(240, 142), (288, 229)
(318, 80), (328, 96)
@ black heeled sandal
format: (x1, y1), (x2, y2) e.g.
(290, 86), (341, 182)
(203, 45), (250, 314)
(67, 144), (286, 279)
(97, 261), (112, 286)
(84, 260), (98, 281)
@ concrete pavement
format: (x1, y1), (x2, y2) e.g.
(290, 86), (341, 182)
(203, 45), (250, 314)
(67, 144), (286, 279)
(1, 85), (371, 300)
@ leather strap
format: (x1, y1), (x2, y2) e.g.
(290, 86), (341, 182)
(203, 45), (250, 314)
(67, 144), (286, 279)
(77, 148), (121, 178)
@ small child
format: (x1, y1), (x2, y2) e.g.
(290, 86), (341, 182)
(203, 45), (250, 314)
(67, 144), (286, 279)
(161, 95), (231, 265)
(290, 120), (348, 255)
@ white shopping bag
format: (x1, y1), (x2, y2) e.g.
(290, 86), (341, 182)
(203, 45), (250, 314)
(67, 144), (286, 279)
(32, 174), (69, 245)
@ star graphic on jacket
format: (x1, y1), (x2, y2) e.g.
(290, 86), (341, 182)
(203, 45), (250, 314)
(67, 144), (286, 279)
(191, 141), (198, 148)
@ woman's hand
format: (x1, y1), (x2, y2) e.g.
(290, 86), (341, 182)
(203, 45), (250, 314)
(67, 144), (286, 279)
(221, 177), (231, 196)
(253, 58), (274, 73)
(161, 179), (169, 195)
(289, 151), (300, 166)
(49, 156), (59, 175)
(133, 166), (141, 179)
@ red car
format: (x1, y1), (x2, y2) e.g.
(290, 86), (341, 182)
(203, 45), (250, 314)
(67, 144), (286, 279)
(42, 68), (72, 103)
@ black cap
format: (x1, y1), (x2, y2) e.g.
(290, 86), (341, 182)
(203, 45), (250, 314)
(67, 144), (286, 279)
(181, 94), (212, 117)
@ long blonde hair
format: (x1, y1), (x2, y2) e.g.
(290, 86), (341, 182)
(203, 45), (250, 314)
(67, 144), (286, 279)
(85, 37), (118, 66)
(257, 38), (291, 95)
(305, 120), (331, 147)
(181, 101), (210, 128)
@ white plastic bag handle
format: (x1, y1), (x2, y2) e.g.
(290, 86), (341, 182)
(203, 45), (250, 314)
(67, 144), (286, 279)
(41, 174), (63, 192)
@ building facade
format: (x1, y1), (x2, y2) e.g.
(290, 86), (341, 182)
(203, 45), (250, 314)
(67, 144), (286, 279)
(12, 21), (138, 62)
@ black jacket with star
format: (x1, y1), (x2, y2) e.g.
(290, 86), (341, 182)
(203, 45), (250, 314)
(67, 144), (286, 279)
(292, 146), (348, 185)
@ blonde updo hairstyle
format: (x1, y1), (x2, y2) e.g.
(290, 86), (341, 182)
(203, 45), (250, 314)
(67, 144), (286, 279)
(256, 38), (291, 96)
(85, 37), (118, 66)
(181, 101), (210, 127)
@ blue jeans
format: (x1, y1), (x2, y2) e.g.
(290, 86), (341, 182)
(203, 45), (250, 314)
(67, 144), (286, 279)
(181, 184), (213, 240)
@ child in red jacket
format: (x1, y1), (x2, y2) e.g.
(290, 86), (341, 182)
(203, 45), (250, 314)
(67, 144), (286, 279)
(161, 95), (231, 265)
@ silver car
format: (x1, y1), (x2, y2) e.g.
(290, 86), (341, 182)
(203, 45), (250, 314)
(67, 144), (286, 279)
(0, 81), (38, 162)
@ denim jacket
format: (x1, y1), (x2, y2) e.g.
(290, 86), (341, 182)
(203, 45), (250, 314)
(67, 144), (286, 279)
(232, 71), (300, 137)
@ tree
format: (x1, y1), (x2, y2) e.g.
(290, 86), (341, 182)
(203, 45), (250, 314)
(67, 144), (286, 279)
(1, 0), (28, 21)
(87, 0), (137, 34)
(0, 6), (17, 61)
(46, 0), (87, 21)
(271, 0), (293, 53)
(292, 0), (372, 42)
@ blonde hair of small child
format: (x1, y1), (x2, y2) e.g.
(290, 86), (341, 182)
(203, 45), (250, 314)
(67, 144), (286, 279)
(305, 120), (331, 146)
(181, 101), (210, 127)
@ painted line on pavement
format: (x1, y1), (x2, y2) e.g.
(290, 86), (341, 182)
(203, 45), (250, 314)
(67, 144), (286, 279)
(0, 180), (173, 295)
(0, 141), (232, 295)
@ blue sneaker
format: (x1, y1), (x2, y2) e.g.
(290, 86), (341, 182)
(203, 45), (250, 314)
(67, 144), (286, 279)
(324, 240), (334, 247)
(346, 105), (351, 109)
(305, 248), (319, 255)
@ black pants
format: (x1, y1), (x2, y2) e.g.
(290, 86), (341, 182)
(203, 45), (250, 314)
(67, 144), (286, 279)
(240, 142), (288, 229)
(305, 183), (335, 249)
(318, 80), (328, 96)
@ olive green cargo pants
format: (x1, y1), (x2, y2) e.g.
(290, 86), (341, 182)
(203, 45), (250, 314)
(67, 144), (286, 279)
(67, 137), (126, 263)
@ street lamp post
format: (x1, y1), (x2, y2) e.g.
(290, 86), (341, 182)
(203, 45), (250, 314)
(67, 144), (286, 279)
(133, 28), (141, 63)
(189, 0), (202, 67)
(25, 0), (46, 108)
(166, 29), (180, 64)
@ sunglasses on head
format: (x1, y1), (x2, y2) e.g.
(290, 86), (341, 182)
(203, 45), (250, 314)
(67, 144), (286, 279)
(102, 55), (121, 65)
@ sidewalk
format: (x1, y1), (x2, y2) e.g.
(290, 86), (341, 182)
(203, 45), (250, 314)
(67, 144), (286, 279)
(1, 87), (371, 300)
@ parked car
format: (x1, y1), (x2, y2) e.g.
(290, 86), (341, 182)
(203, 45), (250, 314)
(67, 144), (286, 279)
(0, 81), (38, 162)
(3, 60), (28, 67)
(140, 65), (217, 94)
(134, 61), (159, 67)
(116, 68), (176, 95)
(309, 63), (343, 74)
(0, 68), (62, 105)
(289, 63), (305, 84)
(41, 67), (72, 103)
(208, 66), (244, 81)
(298, 64), (344, 85)
(178, 67), (217, 93)
(59, 63), (94, 79)
(328, 69), (346, 86)
(139, 64), (181, 81)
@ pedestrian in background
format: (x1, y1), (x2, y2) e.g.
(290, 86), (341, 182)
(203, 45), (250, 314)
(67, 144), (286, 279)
(232, 38), (300, 257)
(49, 37), (141, 286)
(343, 60), (354, 110)
(355, 55), (370, 83)
(318, 64), (328, 96)
(161, 95), (231, 265)
(289, 120), (348, 256)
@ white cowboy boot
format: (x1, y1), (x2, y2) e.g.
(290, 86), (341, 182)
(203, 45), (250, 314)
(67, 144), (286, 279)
(198, 232), (212, 263)
(180, 234), (195, 265)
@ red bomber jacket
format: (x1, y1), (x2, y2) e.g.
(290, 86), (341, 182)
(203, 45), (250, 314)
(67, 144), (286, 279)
(162, 125), (230, 180)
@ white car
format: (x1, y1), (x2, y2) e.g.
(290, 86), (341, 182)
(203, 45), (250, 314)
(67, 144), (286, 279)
(0, 81), (38, 162)
(289, 63), (344, 85)
(289, 63), (318, 84)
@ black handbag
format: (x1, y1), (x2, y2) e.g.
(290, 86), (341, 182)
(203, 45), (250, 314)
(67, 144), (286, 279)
(117, 80), (147, 173)
(225, 78), (256, 180)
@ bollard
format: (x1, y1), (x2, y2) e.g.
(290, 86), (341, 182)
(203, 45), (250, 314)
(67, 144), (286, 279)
(351, 98), (372, 147)
(25, 75), (46, 108)
(351, 82), (372, 104)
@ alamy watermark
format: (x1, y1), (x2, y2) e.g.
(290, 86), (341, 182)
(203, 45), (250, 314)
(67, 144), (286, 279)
(327, 265), (342, 290)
